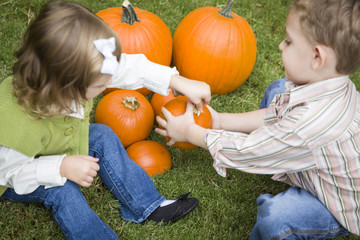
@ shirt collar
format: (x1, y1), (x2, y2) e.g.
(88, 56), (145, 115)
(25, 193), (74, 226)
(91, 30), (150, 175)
(286, 75), (350, 108)
(61, 101), (85, 119)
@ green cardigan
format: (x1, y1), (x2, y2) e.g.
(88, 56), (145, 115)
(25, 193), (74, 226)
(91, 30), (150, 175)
(0, 77), (92, 196)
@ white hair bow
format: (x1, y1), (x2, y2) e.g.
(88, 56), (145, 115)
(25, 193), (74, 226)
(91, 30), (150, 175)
(94, 37), (120, 75)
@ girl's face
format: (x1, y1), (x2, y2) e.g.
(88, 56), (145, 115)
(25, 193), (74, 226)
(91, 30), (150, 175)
(279, 8), (315, 85)
(86, 74), (112, 99)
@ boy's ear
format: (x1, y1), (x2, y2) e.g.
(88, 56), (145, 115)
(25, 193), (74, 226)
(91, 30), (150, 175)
(312, 45), (327, 70)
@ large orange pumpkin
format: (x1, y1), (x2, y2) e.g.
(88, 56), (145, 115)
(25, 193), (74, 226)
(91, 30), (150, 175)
(97, 0), (173, 96)
(158, 96), (212, 150)
(126, 140), (171, 176)
(95, 89), (154, 147)
(150, 90), (177, 118)
(172, 0), (257, 95)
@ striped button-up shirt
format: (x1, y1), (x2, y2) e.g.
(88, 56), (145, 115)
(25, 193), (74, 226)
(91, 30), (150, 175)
(206, 76), (360, 235)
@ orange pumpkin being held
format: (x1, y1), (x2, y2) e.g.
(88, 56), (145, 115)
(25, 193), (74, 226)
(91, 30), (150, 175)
(95, 89), (154, 148)
(150, 90), (177, 119)
(126, 140), (171, 176)
(158, 96), (212, 150)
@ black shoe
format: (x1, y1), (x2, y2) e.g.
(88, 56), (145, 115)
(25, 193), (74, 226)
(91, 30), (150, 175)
(146, 192), (198, 224)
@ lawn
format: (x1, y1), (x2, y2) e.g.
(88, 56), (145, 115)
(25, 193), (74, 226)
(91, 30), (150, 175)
(1, 0), (360, 239)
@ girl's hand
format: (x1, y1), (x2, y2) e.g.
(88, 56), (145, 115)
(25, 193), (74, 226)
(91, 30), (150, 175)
(155, 101), (196, 146)
(169, 75), (211, 111)
(60, 155), (100, 187)
(206, 105), (221, 129)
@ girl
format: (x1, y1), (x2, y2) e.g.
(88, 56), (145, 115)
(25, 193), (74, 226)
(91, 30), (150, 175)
(0, 1), (211, 239)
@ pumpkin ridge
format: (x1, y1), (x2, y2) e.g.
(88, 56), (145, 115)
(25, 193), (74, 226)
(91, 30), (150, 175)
(192, 13), (229, 84)
(235, 18), (256, 85)
(141, 23), (171, 65)
(174, 9), (217, 70)
(203, 18), (223, 84)
(225, 22), (243, 92)
(239, 22), (250, 84)
(214, 22), (234, 92)
(177, 11), (219, 78)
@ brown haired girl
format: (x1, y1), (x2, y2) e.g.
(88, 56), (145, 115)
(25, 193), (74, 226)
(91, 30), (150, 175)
(0, 1), (211, 239)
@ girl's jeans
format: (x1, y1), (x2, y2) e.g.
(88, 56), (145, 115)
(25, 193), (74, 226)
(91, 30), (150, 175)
(0, 124), (165, 240)
(251, 78), (351, 239)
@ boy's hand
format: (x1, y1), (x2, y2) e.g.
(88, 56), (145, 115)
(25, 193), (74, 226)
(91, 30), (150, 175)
(155, 101), (196, 146)
(169, 75), (211, 110)
(60, 155), (100, 187)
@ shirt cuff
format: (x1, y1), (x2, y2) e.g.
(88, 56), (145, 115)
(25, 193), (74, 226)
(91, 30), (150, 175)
(205, 130), (228, 177)
(36, 155), (67, 188)
(142, 64), (179, 96)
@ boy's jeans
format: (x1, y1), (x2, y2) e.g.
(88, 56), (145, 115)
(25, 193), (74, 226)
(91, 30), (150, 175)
(251, 79), (351, 239)
(1, 124), (165, 240)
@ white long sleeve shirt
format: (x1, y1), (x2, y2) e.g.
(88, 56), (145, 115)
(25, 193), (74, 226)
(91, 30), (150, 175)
(0, 53), (178, 195)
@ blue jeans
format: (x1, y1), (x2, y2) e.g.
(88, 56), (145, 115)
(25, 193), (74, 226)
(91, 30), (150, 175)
(250, 79), (351, 239)
(0, 124), (165, 240)
(259, 78), (287, 109)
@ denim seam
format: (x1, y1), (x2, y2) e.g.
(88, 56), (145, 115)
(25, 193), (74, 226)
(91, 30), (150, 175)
(273, 225), (345, 240)
(92, 147), (143, 221)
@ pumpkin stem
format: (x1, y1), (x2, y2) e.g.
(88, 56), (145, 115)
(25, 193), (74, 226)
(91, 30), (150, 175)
(121, 0), (140, 26)
(122, 96), (140, 111)
(218, 0), (234, 19)
(193, 106), (203, 117)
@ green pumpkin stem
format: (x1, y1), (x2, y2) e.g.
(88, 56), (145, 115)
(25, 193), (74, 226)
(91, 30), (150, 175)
(121, 0), (140, 26)
(218, 0), (234, 19)
(122, 96), (140, 111)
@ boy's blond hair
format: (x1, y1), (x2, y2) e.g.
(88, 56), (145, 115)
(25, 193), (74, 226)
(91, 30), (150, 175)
(293, 0), (360, 75)
(12, 1), (122, 118)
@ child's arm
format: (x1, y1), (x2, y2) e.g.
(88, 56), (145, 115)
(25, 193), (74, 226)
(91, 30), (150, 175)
(110, 53), (211, 110)
(155, 102), (266, 148)
(0, 146), (99, 195)
(207, 105), (266, 133)
(169, 75), (211, 111)
(0, 146), (67, 194)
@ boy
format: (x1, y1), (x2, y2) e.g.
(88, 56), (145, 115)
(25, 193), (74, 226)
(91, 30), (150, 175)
(156, 0), (360, 238)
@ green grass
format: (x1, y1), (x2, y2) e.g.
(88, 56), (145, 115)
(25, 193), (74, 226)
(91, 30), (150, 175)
(1, 0), (360, 239)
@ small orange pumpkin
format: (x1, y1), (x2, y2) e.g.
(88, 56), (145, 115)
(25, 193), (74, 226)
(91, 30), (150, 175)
(150, 90), (177, 118)
(172, 0), (257, 95)
(158, 96), (212, 150)
(95, 89), (154, 147)
(126, 140), (171, 176)
(97, 0), (173, 96)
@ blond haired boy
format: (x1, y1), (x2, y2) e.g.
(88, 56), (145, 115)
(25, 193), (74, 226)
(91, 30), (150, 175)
(157, 0), (360, 238)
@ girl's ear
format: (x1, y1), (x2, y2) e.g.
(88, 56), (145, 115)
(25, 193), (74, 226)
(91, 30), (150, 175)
(312, 45), (327, 70)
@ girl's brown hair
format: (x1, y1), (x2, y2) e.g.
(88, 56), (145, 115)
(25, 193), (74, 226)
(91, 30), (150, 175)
(12, 1), (122, 118)
(293, 0), (360, 75)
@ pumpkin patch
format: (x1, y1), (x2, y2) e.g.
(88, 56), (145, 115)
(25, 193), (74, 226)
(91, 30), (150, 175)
(95, 0), (257, 154)
(95, 90), (154, 148)
(172, 0), (257, 95)
(158, 96), (212, 150)
(126, 140), (172, 176)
